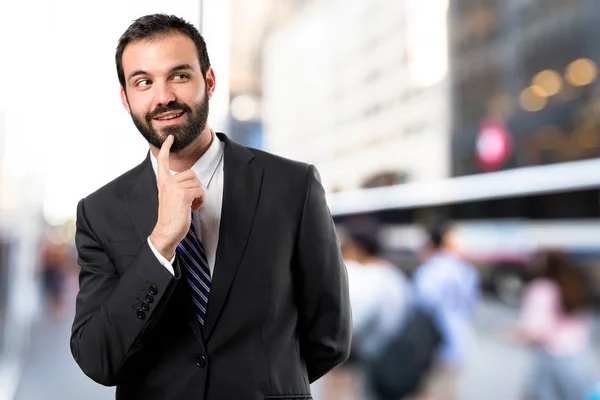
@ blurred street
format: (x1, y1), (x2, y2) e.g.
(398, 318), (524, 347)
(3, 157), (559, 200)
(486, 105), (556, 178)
(12, 301), (113, 400)
(2, 1), (600, 399)
(460, 298), (532, 400)
(12, 295), (595, 400)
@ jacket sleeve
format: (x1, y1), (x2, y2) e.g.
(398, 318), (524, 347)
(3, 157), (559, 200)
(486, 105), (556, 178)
(70, 198), (180, 386)
(295, 165), (352, 383)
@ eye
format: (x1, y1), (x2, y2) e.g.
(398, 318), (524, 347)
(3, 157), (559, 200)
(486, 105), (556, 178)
(172, 73), (189, 81)
(135, 79), (151, 87)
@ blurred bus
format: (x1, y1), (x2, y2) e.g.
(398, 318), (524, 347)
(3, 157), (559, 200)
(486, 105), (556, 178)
(328, 158), (600, 306)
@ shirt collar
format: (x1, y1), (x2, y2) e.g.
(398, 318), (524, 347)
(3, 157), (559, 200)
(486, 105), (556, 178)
(150, 131), (224, 188)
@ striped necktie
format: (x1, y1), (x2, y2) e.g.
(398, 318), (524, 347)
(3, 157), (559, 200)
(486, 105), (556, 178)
(176, 212), (211, 326)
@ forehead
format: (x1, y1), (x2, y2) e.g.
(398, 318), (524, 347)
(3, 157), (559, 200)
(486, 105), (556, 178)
(121, 32), (200, 76)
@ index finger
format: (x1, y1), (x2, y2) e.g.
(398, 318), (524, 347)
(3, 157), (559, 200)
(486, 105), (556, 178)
(157, 135), (174, 181)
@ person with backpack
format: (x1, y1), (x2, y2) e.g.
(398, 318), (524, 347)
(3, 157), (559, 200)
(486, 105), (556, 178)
(413, 222), (480, 400)
(338, 219), (413, 400)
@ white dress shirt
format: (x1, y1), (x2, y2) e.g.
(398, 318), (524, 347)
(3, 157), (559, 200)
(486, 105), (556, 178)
(147, 131), (224, 276)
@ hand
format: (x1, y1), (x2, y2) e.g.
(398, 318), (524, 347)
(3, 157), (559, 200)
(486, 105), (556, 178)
(497, 325), (535, 346)
(150, 135), (205, 259)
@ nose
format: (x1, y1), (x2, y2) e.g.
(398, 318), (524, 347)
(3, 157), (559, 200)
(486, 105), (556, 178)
(154, 80), (176, 107)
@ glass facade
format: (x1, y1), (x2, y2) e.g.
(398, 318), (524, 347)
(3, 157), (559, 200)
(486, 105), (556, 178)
(449, 0), (600, 176)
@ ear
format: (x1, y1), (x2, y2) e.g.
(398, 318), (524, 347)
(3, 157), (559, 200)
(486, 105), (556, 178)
(205, 67), (216, 99)
(120, 86), (131, 114)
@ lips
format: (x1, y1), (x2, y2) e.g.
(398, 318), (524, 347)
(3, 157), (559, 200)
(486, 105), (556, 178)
(153, 110), (185, 121)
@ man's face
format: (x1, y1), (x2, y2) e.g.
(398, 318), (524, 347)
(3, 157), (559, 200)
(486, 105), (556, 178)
(120, 32), (214, 152)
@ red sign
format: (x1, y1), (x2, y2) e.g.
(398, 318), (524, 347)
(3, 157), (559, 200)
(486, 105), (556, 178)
(476, 119), (512, 171)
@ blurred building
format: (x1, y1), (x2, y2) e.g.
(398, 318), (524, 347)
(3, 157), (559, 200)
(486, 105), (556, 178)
(227, 0), (309, 147)
(450, 0), (600, 176)
(201, 0), (233, 134)
(326, 0), (600, 305)
(0, 112), (6, 355)
(262, 0), (451, 192)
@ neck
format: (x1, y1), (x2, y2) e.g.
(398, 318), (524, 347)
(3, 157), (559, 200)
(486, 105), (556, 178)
(357, 254), (380, 265)
(150, 127), (214, 172)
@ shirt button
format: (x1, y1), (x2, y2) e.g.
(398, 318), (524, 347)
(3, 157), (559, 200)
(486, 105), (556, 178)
(141, 302), (150, 311)
(149, 285), (158, 295)
(145, 294), (154, 303)
(136, 310), (146, 319)
(196, 355), (207, 368)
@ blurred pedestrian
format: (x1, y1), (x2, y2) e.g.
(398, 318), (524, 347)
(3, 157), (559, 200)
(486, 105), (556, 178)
(338, 219), (412, 400)
(413, 221), (480, 400)
(41, 234), (70, 320)
(510, 250), (599, 400)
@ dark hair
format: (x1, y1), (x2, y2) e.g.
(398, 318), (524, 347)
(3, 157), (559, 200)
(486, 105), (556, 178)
(342, 216), (382, 256)
(533, 250), (591, 314)
(115, 14), (211, 89)
(425, 220), (452, 250)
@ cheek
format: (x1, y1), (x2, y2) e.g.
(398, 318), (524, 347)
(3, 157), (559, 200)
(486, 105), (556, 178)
(128, 94), (153, 117)
(178, 85), (205, 105)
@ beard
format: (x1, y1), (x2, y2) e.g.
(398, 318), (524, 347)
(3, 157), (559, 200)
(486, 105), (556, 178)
(130, 90), (209, 153)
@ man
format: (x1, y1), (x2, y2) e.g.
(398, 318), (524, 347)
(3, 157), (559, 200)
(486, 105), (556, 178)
(70, 14), (351, 400)
(413, 222), (480, 400)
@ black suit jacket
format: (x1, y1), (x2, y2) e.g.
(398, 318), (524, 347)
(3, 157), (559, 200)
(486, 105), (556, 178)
(70, 133), (352, 400)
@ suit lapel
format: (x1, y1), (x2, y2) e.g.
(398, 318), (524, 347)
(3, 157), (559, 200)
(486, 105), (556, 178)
(126, 152), (206, 346)
(126, 153), (158, 241)
(204, 133), (264, 341)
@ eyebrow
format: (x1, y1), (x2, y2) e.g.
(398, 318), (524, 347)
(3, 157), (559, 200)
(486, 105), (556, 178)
(127, 64), (195, 81)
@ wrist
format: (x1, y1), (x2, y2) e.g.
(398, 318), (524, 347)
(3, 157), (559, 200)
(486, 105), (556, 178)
(150, 231), (176, 260)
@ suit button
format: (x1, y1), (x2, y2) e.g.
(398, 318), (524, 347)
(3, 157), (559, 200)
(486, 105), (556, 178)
(136, 310), (146, 319)
(141, 302), (150, 311)
(196, 355), (207, 368)
(149, 285), (158, 295)
(145, 294), (154, 303)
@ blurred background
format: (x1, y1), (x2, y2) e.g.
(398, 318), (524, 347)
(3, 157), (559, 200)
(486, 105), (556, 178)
(1, 0), (600, 399)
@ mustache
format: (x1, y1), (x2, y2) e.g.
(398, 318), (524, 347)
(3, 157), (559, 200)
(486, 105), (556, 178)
(146, 102), (192, 121)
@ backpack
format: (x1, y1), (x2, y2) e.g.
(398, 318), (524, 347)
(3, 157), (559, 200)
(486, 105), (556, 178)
(366, 305), (442, 400)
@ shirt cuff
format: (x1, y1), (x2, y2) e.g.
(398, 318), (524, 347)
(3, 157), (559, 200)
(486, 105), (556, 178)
(147, 237), (175, 275)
